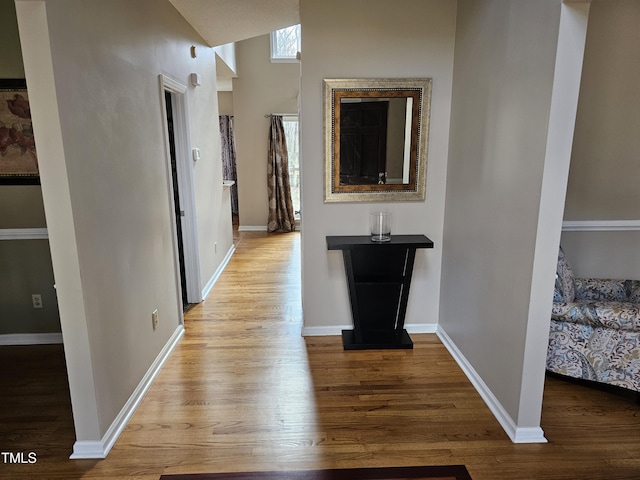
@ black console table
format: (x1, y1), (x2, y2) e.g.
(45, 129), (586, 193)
(326, 235), (434, 350)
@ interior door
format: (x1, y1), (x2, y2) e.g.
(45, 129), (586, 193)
(164, 91), (189, 309)
(339, 101), (388, 185)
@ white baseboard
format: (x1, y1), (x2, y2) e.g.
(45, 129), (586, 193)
(201, 244), (236, 301)
(301, 325), (351, 336)
(511, 426), (549, 443)
(0, 228), (49, 240)
(238, 225), (300, 232)
(436, 326), (547, 444)
(238, 225), (267, 232)
(406, 323), (438, 334)
(70, 324), (185, 459)
(0, 332), (63, 345)
(69, 440), (105, 459)
(301, 323), (438, 337)
(562, 220), (640, 231)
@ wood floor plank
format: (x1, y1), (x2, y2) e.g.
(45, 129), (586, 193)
(2, 230), (640, 479)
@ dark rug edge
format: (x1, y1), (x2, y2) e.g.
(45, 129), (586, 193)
(160, 465), (472, 480)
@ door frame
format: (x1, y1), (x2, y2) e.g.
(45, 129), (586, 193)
(159, 74), (202, 307)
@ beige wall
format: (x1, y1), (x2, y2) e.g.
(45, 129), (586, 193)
(0, 0), (60, 336)
(299, 0), (455, 334)
(0, 186), (46, 228)
(218, 91), (234, 116)
(232, 34), (300, 228)
(16, 0), (232, 450)
(0, 0), (24, 78)
(561, 230), (640, 279)
(565, 0), (640, 221)
(562, 0), (640, 280)
(441, 0), (588, 437)
(443, 0), (558, 425)
(0, 240), (59, 334)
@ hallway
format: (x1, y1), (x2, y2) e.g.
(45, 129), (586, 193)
(2, 231), (640, 479)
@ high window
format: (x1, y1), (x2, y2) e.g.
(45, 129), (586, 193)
(270, 24), (301, 62)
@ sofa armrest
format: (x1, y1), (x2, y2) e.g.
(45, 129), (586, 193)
(552, 301), (640, 332)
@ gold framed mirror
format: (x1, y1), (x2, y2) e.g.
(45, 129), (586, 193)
(324, 78), (432, 202)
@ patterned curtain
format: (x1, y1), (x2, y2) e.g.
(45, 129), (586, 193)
(219, 115), (238, 215)
(267, 116), (296, 233)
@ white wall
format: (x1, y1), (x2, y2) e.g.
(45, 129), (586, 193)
(16, 0), (232, 456)
(561, 0), (640, 280)
(232, 34), (300, 229)
(299, 0), (456, 335)
(441, 0), (588, 440)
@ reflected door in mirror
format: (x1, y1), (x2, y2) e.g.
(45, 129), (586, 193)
(339, 101), (388, 185)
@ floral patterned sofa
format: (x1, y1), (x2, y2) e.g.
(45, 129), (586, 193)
(546, 247), (640, 394)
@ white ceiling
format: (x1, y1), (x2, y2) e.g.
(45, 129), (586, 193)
(169, 0), (300, 47)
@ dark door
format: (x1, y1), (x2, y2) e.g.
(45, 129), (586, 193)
(164, 91), (188, 309)
(339, 101), (388, 185)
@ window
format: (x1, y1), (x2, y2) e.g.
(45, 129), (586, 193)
(282, 115), (300, 219)
(270, 24), (301, 62)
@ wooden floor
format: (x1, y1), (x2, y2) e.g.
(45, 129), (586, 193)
(2, 231), (640, 480)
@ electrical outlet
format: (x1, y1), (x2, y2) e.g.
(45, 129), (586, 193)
(32, 294), (43, 309)
(152, 309), (159, 330)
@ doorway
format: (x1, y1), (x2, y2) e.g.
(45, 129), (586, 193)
(160, 75), (202, 310)
(164, 91), (189, 309)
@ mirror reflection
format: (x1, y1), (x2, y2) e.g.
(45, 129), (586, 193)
(324, 78), (432, 202)
(339, 96), (413, 186)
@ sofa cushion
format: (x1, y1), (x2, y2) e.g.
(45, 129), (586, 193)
(547, 320), (640, 392)
(552, 301), (640, 332)
(575, 278), (628, 302)
(555, 247), (575, 302)
(627, 280), (640, 304)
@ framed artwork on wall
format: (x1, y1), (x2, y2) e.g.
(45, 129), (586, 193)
(0, 79), (39, 185)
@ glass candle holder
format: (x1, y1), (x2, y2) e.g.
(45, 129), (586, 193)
(370, 212), (391, 242)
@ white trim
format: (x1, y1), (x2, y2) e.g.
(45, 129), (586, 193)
(0, 228), (48, 240)
(269, 57), (300, 64)
(269, 30), (278, 58)
(238, 225), (268, 232)
(238, 225), (301, 232)
(562, 220), (640, 231)
(406, 323), (438, 334)
(300, 323), (438, 337)
(69, 440), (105, 459)
(301, 325), (351, 336)
(201, 244), (236, 301)
(436, 326), (548, 444)
(70, 324), (184, 459)
(512, 426), (550, 443)
(269, 25), (301, 63)
(160, 74), (203, 305)
(0, 332), (62, 345)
